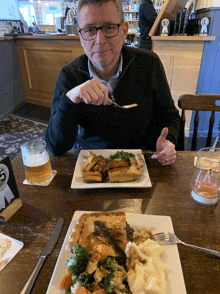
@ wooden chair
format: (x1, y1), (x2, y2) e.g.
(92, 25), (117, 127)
(177, 94), (220, 151)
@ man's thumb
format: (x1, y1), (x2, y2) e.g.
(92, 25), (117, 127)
(160, 127), (168, 140)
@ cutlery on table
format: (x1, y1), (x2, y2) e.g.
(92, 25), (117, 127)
(152, 232), (220, 258)
(20, 218), (64, 294)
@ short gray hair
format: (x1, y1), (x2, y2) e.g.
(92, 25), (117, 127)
(77, 0), (124, 22)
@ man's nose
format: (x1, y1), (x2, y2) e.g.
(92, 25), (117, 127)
(95, 28), (106, 43)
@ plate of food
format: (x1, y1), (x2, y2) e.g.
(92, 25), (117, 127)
(71, 150), (152, 189)
(46, 211), (187, 294)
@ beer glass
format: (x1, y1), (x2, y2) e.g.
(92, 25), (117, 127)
(21, 139), (52, 184)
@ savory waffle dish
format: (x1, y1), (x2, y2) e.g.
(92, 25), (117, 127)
(82, 152), (143, 183)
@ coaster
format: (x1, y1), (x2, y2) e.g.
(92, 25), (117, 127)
(23, 170), (57, 186)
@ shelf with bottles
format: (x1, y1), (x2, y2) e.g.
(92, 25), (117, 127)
(153, 0), (165, 13)
(123, 11), (139, 21)
(122, 1), (140, 11)
(153, 0), (165, 7)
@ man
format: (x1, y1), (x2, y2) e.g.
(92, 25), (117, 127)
(45, 0), (180, 166)
(139, 0), (157, 50)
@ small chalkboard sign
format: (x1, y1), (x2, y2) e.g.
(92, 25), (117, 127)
(0, 156), (22, 222)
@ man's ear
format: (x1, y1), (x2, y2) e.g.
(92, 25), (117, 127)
(123, 21), (129, 43)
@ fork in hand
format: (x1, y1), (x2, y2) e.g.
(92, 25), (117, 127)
(152, 232), (220, 258)
(107, 100), (138, 109)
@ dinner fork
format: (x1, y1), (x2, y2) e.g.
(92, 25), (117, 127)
(107, 100), (138, 109)
(152, 232), (220, 258)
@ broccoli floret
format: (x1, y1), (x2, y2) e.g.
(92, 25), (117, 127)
(78, 272), (95, 286)
(104, 272), (114, 292)
(103, 257), (128, 294)
(103, 256), (116, 269)
(104, 271), (127, 294)
(67, 245), (89, 276)
(103, 256), (125, 272)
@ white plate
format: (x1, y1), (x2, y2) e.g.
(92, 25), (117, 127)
(0, 233), (24, 272)
(71, 149), (152, 189)
(46, 211), (187, 294)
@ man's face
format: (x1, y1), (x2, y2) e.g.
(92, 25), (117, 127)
(78, 1), (128, 72)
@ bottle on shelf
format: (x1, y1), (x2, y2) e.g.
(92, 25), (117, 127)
(133, 1), (137, 11)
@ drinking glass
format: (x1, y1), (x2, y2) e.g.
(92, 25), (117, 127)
(21, 139), (52, 184)
(190, 147), (220, 205)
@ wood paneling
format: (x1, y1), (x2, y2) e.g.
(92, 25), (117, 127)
(16, 37), (85, 107)
(154, 41), (204, 136)
(157, 54), (174, 87)
(23, 48), (74, 92)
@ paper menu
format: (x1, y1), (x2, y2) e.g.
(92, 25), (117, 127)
(0, 233), (23, 272)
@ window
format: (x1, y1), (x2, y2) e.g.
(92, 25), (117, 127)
(19, 3), (36, 26)
(46, 14), (53, 25)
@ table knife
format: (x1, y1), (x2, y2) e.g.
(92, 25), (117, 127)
(20, 218), (64, 294)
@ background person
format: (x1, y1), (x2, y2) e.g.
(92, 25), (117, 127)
(138, 0), (157, 50)
(45, 0), (180, 166)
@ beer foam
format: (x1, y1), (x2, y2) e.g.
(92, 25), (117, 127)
(23, 152), (49, 167)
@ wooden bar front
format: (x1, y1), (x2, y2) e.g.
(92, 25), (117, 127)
(16, 35), (85, 108)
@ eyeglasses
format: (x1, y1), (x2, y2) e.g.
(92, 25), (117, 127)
(78, 22), (123, 41)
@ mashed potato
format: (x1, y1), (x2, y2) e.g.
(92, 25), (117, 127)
(125, 239), (167, 294)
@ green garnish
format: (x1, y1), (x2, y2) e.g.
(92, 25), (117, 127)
(110, 151), (135, 159)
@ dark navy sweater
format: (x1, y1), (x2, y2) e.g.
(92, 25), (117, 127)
(45, 46), (180, 156)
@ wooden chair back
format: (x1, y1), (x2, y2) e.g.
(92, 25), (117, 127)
(177, 94), (220, 151)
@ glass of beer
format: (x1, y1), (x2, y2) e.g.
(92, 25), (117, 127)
(21, 139), (52, 184)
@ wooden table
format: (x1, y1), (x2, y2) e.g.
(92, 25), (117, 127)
(0, 150), (220, 294)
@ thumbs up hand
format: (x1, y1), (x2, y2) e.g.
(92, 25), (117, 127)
(151, 127), (177, 166)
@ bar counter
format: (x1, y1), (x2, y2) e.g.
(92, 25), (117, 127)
(1, 33), (215, 111)
(13, 34), (84, 108)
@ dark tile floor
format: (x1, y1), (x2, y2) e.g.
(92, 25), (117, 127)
(13, 102), (51, 125)
(10, 102), (220, 151)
